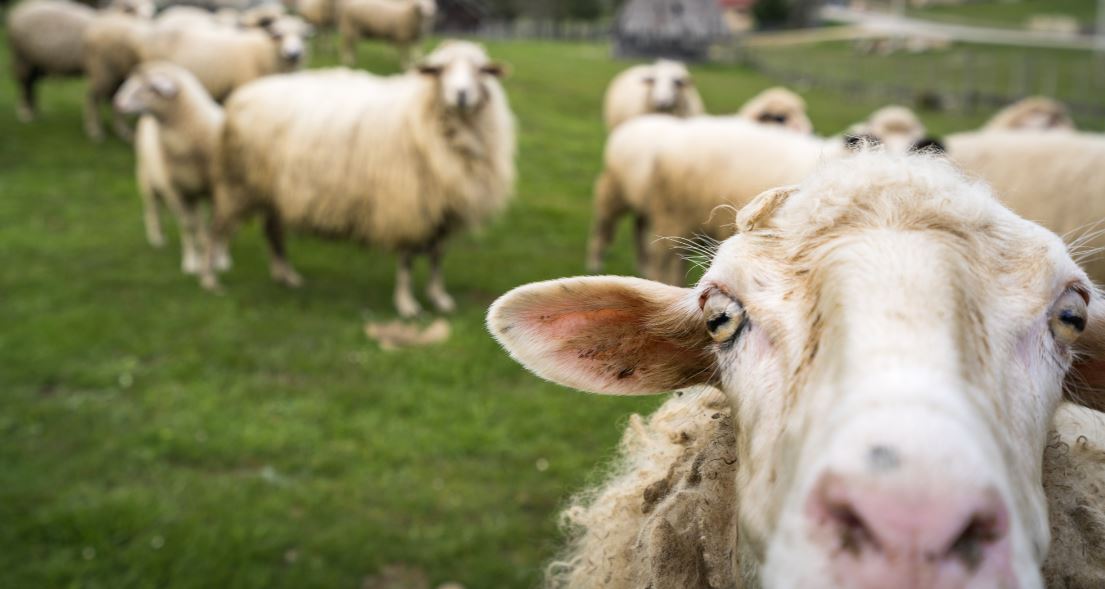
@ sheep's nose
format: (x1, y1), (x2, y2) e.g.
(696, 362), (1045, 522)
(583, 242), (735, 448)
(806, 468), (1011, 588)
(456, 89), (469, 108)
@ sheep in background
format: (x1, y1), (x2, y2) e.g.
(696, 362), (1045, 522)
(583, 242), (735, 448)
(337, 0), (436, 68)
(585, 106), (937, 284)
(492, 153), (1105, 588)
(114, 62), (227, 275)
(155, 3), (287, 30)
(82, 8), (154, 141)
(7, 0), (153, 124)
(946, 130), (1105, 282)
(983, 96), (1076, 132)
(845, 104), (926, 154)
(736, 86), (812, 134)
(296, 0), (335, 29)
(602, 59), (704, 131)
(142, 14), (311, 99)
(199, 41), (515, 318)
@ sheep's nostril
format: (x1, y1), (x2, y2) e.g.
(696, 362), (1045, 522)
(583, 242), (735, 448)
(826, 501), (880, 556)
(945, 511), (1006, 571)
(457, 90), (469, 108)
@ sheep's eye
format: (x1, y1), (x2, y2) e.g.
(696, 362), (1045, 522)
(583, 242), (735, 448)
(674, 78), (686, 88)
(701, 290), (747, 345)
(642, 76), (655, 85)
(1049, 287), (1089, 346)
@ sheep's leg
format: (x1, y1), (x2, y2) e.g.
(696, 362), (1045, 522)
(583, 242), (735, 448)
(112, 109), (134, 144)
(585, 171), (627, 273)
(136, 167), (165, 248)
(159, 188), (203, 274)
(263, 211), (302, 287)
(14, 58), (39, 123)
(339, 25), (356, 66)
(200, 186), (247, 291)
(425, 240), (455, 314)
(394, 251), (422, 318)
(83, 88), (106, 143)
(644, 234), (687, 286)
(634, 214), (651, 276)
(398, 42), (413, 70)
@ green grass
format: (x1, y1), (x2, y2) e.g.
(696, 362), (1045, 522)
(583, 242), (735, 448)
(908, 0), (1097, 30)
(0, 31), (1067, 588)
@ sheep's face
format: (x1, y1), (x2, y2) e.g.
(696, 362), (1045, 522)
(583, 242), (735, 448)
(114, 65), (182, 117)
(643, 60), (692, 114)
(741, 87), (814, 134)
(418, 42), (506, 114)
(862, 105), (927, 154)
(489, 153), (1105, 588)
(996, 101), (1076, 131)
(264, 16), (311, 67)
(113, 0), (155, 19)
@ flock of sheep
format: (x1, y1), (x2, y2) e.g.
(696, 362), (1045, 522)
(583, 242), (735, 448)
(9, 0), (1105, 585)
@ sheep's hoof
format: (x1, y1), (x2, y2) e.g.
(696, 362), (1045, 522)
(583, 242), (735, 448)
(86, 128), (105, 143)
(428, 290), (456, 314)
(182, 257), (202, 275)
(585, 259), (603, 274)
(396, 295), (422, 319)
(214, 253), (233, 272)
(200, 274), (223, 293)
(147, 234), (166, 248)
(271, 264), (303, 288)
(16, 107), (35, 124)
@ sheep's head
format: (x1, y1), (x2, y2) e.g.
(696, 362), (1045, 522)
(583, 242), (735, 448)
(237, 4), (287, 29)
(489, 152), (1105, 588)
(739, 86), (814, 134)
(111, 0), (155, 19)
(113, 62), (188, 117)
(415, 0), (437, 18)
(417, 41), (507, 114)
(985, 97), (1076, 132)
(262, 15), (312, 68)
(848, 105), (935, 154)
(642, 59), (693, 115)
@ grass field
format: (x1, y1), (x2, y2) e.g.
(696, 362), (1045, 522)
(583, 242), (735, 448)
(908, 0), (1097, 30)
(0, 29), (1033, 588)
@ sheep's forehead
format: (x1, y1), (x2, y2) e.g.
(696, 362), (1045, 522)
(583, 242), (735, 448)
(426, 42), (490, 67)
(652, 61), (688, 79)
(706, 155), (1073, 312)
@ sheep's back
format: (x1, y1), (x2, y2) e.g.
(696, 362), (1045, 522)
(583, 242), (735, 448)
(221, 70), (451, 248)
(343, 0), (413, 38)
(947, 131), (1105, 281)
(9, 0), (95, 73)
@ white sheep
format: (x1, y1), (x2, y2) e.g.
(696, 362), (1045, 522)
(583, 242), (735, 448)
(7, 0), (152, 124)
(602, 59), (705, 131)
(845, 104), (926, 154)
(199, 40), (515, 318)
(946, 130), (1105, 282)
(490, 152), (1105, 588)
(984, 96), (1076, 132)
(113, 61), (227, 275)
(82, 12), (309, 141)
(736, 86), (813, 134)
(337, 0), (436, 68)
(155, 4), (287, 30)
(296, 0), (336, 29)
(585, 106), (937, 284)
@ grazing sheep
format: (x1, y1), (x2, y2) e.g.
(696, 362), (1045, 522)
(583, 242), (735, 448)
(114, 61), (226, 275)
(337, 0), (436, 68)
(602, 59), (705, 131)
(490, 152), (1105, 588)
(7, 0), (152, 124)
(200, 41), (515, 318)
(585, 106), (937, 284)
(82, 9), (153, 140)
(155, 3), (286, 30)
(984, 96), (1076, 132)
(946, 130), (1105, 282)
(736, 86), (812, 134)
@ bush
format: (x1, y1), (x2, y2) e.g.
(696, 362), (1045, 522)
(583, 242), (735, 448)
(754, 0), (791, 29)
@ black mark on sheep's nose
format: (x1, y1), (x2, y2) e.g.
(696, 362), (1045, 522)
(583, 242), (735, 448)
(457, 90), (469, 108)
(867, 445), (899, 472)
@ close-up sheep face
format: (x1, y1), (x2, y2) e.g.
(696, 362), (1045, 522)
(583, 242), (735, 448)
(489, 153), (1105, 588)
(417, 41), (506, 113)
(113, 63), (183, 116)
(641, 59), (693, 114)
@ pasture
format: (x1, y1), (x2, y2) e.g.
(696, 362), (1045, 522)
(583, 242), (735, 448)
(0, 30), (1034, 588)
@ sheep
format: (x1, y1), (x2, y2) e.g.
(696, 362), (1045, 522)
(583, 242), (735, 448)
(945, 130), (1105, 283)
(585, 106), (938, 284)
(82, 12), (309, 141)
(844, 104), (926, 154)
(113, 61), (227, 275)
(141, 14), (311, 99)
(602, 59), (705, 131)
(337, 0), (436, 68)
(296, 0), (335, 29)
(6, 0), (152, 124)
(155, 4), (287, 30)
(198, 40), (515, 318)
(489, 152), (1105, 588)
(735, 86), (812, 134)
(984, 96), (1076, 132)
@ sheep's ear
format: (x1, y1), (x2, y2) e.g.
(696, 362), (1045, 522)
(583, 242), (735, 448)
(148, 74), (179, 99)
(487, 276), (717, 396)
(480, 62), (510, 78)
